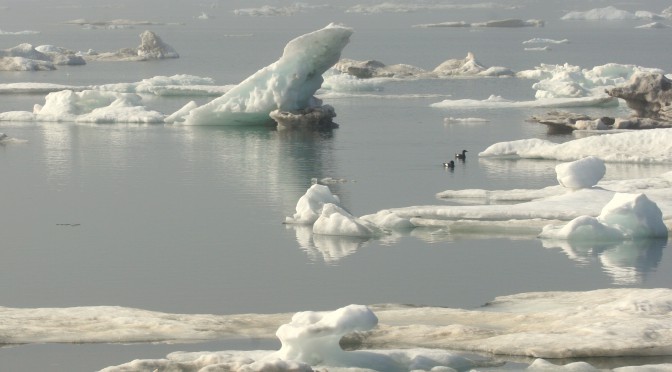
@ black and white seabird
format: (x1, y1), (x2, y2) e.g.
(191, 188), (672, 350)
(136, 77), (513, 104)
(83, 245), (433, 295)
(455, 150), (468, 160)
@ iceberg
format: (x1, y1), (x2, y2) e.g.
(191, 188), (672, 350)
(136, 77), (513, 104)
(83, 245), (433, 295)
(174, 24), (353, 126)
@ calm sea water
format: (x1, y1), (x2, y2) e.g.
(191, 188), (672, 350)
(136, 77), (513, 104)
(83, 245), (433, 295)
(1, 1), (671, 370)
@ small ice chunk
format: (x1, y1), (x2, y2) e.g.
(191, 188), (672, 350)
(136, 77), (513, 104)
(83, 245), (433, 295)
(556, 156), (606, 189)
(285, 184), (341, 224)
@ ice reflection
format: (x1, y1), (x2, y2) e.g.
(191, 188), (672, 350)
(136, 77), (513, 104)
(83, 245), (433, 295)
(541, 238), (666, 285)
(287, 224), (370, 264)
(175, 125), (342, 212)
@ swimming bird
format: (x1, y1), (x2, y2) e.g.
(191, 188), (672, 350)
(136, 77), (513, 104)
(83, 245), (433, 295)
(455, 150), (468, 160)
(443, 160), (455, 169)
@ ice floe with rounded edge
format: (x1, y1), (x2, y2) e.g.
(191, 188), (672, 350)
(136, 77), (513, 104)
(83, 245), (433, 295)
(284, 184), (342, 225)
(556, 156), (606, 189)
(539, 193), (668, 241)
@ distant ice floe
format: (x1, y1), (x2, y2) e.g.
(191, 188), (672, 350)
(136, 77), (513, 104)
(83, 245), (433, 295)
(64, 18), (167, 28)
(233, 4), (330, 16)
(523, 38), (570, 45)
(561, 6), (666, 21)
(414, 19), (544, 28)
(0, 30), (178, 71)
(331, 52), (514, 81)
(345, 2), (516, 14)
(432, 62), (667, 110)
(0, 29), (39, 35)
(443, 117), (489, 124)
(5, 288), (670, 371)
(173, 23), (352, 126)
(637, 22), (672, 28)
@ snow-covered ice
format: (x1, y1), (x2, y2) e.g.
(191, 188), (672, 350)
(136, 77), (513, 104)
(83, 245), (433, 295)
(556, 156), (606, 189)
(540, 193), (668, 241)
(6, 288), (667, 371)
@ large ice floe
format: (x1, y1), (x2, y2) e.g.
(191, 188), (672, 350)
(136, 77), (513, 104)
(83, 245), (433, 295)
(286, 130), (672, 242)
(171, 23), (352, 127)
(7, 288), (665, 371)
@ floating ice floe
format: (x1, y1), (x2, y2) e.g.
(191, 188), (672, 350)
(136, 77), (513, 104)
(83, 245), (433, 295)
(480, 128), (672, 163)
(173, 23), (352, 126)
(539, 192), (668, 241)
(83, 30), (179, 61)
(607, 72), (672, 127)
(0, 90), (164, 123)
(430, 94), (615, 109)
(556, 156), (606, 189)
(522, 38), (570, 45)
(0, 29), (39, 35)
(233, 4), (329, 16)
(285, 130), (672, 243)
(64, 18), (165, 27)
(346, 3), (516, 14)
(414, 18), (544, 28)
(561, 6), (658, 21)
(331, 52), (514, 79)
(8, 289), (664, 371)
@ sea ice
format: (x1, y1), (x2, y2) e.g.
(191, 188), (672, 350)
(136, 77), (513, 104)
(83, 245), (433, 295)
(561, 6), (642, 21)
(555, 156), (606, 189)
(607, 72), (672, 126)
(415, 18), (544, 28)
(174, 24), (352, 126)
(40, 289), (666, 370)
(284, 184), (343, 225)
(539, 193), (668, 241)
(312, 203), (385, 237)
(84, 30), (179, 61)
(332, 52), (513, 79)
(0, 90), (164, 123)
(479, 129), (672, 163)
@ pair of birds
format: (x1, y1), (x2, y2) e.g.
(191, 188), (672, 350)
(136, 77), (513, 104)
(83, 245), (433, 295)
(443, 150), (467, 168)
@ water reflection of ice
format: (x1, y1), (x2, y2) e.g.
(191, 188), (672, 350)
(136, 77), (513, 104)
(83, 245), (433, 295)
(288, 224), (370, 264)
(541, 238), (666, 285)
